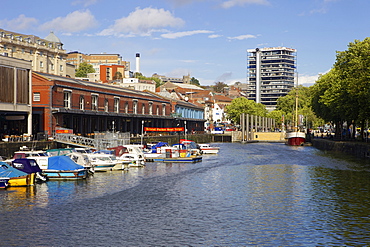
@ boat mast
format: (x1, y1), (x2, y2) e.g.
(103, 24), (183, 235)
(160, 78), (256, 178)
(295, 72), (299, 132)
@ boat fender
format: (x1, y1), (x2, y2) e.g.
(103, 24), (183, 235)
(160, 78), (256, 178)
(36, 172), (48, 182)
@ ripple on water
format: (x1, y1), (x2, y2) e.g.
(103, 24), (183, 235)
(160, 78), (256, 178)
(1, 142), (370, 246)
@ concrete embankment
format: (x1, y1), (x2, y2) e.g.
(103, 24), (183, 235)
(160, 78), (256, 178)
(312, 138), (370, 159)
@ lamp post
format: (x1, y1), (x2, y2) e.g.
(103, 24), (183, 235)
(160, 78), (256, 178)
(141, 120), (144, 145)
(174, 118), (180, 150)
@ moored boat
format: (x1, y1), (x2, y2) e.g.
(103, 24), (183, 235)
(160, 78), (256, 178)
(11, 158), (48, 183)
(109, 145), (146, 167)
(44, 156), (88, 180)
(198, 143), (220, 154)
(89, 154), (116, 171)
(285, 131), (306, 146)
(0, 162), (35, 187)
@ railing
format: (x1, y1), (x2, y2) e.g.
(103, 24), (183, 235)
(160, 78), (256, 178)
(54, 131), (130, 150)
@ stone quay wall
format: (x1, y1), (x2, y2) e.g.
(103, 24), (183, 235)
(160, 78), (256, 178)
(312, 138), (370, 159)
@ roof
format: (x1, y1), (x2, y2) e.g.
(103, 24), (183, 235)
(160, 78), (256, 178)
(33, 71), (166, 101)
(44, 31), (62, 44)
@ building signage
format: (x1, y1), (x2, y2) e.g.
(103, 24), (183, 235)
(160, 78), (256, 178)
(144, 127), (184, 132)
(55, 128), (73, 134)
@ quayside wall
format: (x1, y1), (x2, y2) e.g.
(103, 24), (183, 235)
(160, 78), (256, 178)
(0, 141), (57, 159)
(312, 138), (370, 159)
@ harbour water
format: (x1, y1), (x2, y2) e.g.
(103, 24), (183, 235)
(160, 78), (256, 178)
(1, 142), (370, 246)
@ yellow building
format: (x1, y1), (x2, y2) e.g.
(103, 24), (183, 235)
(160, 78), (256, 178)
(0, 29), (71, 77)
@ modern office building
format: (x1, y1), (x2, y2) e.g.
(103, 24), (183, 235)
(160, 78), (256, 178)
(247, 47), (297, 111)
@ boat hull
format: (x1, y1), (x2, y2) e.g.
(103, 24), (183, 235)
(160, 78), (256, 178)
(8, 173), (35, 187)
(93, 164), (116, 172)
(0, 177), (10, 189)
(153, 156), (203, 163)
(286, 132), (306, 146)
(200, 148), (219, 154)
(44, 169), (88, 179)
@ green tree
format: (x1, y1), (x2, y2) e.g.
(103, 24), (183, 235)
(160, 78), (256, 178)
(190, 77), (200, 86)
(276, 85), (320, 128)
(75, 62), (95, 77)
(137, 75), (163, 88)
(225, 97), (267, 124)
(213, 81), (228, 93)
(267, 109), (285, 129)
(334, 38), (370, 139)
(113, 71), (123, 80)
(311, 38), (370, 139)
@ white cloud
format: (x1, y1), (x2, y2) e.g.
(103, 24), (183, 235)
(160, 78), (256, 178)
(209, 34), (222, 38)
(99, 7), (185, 36)
(298, 74), (321, 87)
(220, 0), (270, 9)
(180, 60), (197, 63)
(228, 34), (257, 40)
(0, 14), (38, 31)
(161, 30), (213, 39)
(39, 10), (98, 33)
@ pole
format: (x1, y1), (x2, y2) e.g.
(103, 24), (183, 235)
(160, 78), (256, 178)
(246, 114), (249, 141)
(241, 113), (245, 142)
(184, 120), (187, 140)
(141, 120), (144, 145)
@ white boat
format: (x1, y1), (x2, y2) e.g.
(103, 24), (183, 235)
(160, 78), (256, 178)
(65, 152), (94, 173)
(73, 148), (116, 172)
(198, 143), (220, 154)
(11, 150), (50, 170)
(109, 145), (146, 167)
(118, 153), (145, 167)
(88, 154), (116, 172)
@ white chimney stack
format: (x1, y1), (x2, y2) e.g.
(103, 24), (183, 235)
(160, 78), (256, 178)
(135, 53), (140, 73)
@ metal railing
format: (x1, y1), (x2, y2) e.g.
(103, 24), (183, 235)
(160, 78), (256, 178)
(54, 131), (130, 150)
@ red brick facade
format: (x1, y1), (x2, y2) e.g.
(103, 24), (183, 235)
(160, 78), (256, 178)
(31, 72), (204, 137)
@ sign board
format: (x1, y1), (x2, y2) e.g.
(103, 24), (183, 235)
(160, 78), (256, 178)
(144, 127), (184, 132)
(55, 128), (73, 134)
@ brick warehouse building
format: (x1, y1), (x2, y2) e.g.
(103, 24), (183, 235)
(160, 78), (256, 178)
(31, 71), (204, 137)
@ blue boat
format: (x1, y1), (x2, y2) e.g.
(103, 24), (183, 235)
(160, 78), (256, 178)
(0, 162), (35, 187)
(0, 176), (10, 189)
(12, 159), (48, 183)
(44, 156), (88, 180)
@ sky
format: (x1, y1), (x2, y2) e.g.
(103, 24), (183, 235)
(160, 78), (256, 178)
(1, 0), (370, 86)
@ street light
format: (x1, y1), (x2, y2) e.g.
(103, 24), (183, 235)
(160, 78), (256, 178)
(141, 120), (144, 145)
(174, 118), (181, 150)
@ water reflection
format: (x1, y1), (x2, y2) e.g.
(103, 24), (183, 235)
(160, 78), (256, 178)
(1, 143), (370, 246)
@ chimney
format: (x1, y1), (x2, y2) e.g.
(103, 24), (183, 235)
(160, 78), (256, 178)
(135, 53), (140, 73)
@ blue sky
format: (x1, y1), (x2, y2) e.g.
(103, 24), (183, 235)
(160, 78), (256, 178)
(1, 0), (369, 86)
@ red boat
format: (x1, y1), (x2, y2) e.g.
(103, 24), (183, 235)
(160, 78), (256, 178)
(285, 131), (306, 146)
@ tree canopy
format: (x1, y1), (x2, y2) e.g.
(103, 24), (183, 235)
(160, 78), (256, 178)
(137, 75), (163, 87)
(213, 81), (228, 93)
(225, 97), (268, 124)
(190, 77), (200, 86)
(75, 62), (95, 77)
(310, 38), (370, 139)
